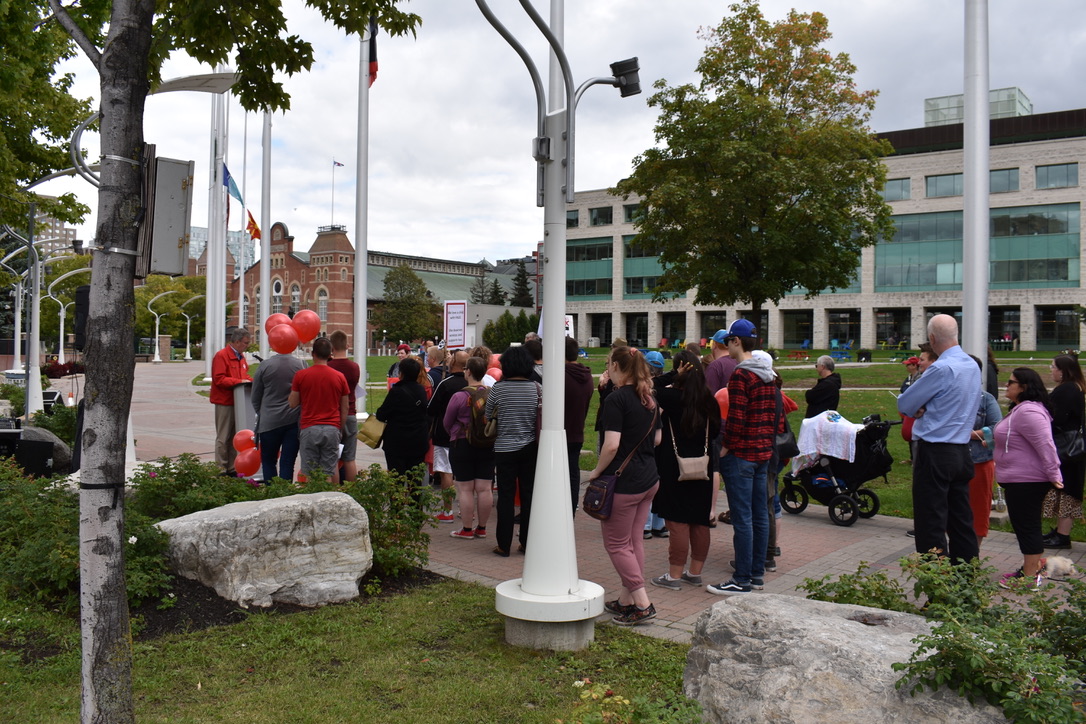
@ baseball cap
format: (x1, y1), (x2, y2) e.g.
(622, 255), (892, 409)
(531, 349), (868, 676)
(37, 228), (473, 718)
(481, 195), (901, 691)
(644, 351), (665, 369)
(903, 356), (920, 365)
(751, 350), (774, 367)
(723, 318), (758, 340)
(711, 329), (730, 345)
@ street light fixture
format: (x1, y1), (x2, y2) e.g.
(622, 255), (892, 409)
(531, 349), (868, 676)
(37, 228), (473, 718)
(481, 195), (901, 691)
(147, 290), (179, 364)
(475, 0), (642, 650)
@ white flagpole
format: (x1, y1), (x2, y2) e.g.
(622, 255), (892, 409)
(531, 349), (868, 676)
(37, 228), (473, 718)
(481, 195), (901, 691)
(239, 112), (248, 327)
(354, 23), (372, 409)
(259, 111), (272, 359)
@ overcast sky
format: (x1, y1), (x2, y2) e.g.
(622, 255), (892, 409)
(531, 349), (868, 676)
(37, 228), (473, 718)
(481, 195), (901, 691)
(43, 0), (1086, 264)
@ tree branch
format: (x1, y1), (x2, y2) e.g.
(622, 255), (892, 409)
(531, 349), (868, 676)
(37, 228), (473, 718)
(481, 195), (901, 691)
(46, 0), (102, 67)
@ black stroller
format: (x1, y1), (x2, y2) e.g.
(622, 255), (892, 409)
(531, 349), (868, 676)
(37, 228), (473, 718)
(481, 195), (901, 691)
(779, 414), (898, 526)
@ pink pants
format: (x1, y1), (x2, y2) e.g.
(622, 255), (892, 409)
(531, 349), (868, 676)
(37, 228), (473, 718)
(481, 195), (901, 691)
(600, 483), (659, 592)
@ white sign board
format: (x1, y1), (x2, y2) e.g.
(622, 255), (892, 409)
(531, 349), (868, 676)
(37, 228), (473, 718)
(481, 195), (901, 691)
(444, 300), (467, 348)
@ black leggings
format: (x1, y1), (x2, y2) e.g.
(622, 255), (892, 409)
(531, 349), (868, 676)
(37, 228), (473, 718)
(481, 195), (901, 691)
(1000, 481), (1054, 556)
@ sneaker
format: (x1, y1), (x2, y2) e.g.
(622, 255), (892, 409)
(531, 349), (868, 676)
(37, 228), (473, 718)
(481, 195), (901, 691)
(772, 546), (782, 558)
(998, 568), (1043, 592)
(612, 603), (657, 626)
(450, 528), (475, 539)
(730, 559), (776, 574)
(435, 511), (456, 524)
(706, 579), (752, 595)
(751, 576), (765, 590)
(604, 599), (635, 615)
(651, 574), (682, 591)
(643, 530), (653, 540)
(651, 528), (670, 538)
(906, 529), (915, 538)
(680, 571), (702, 586)
(1042, 532), (1072, 549)
(473, 527), (487, 539)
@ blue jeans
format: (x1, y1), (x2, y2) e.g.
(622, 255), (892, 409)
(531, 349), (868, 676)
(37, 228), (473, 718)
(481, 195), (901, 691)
(721, 452), (769, 584)
(259, 423), (300, 483)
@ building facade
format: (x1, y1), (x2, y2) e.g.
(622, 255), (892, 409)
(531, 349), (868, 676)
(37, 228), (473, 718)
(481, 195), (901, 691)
(561, 108), (1086, 353)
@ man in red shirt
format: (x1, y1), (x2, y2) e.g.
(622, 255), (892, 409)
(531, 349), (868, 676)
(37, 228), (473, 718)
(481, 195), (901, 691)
(289, 337), (350, 484)
(211, 327), (253, 475)
(327, 330), (361, 482)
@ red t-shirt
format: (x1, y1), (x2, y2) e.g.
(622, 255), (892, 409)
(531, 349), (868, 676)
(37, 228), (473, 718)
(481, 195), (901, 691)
(292, 364), (349, 429)
(328, 358), (361, 415)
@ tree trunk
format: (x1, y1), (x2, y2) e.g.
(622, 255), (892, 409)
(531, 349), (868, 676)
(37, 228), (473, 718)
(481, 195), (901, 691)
(79, 1), (153, 721)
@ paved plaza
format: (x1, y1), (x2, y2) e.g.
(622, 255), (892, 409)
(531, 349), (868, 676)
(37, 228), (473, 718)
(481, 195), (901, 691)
(52, 359), (1086, 644)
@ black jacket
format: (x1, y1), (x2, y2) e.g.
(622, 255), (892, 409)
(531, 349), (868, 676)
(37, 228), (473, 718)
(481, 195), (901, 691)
(376, 380), (430, 457)
(804, 372), (842, 418)
(427, 372), (468, 447)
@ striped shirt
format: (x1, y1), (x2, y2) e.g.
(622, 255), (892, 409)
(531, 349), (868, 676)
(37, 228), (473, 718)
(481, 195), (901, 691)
(484, 379), (541, 453)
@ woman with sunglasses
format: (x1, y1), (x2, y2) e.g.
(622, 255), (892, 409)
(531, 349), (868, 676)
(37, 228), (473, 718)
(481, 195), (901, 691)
(1042, 355), (1086, 549)
(993, 368), (1063, 590)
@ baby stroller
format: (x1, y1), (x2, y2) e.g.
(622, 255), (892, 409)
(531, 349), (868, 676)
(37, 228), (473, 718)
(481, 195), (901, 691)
(779, 414), (897, 526)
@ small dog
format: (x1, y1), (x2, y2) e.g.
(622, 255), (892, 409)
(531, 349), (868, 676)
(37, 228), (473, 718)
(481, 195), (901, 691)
(1045, 555), (1076, 581)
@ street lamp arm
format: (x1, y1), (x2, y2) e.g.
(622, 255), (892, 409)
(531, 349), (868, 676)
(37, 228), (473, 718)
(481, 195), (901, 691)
(47, 266), (93, 297)
(180, 294), (205, 311)
(67, 113), (103, 188)
(147, 289), (179, 314)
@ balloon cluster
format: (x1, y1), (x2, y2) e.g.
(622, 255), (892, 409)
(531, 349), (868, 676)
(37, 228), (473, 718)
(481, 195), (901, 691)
(487, 353), (502, 382)
(264, 310), (321, 354)
(232, 429), (261, 477)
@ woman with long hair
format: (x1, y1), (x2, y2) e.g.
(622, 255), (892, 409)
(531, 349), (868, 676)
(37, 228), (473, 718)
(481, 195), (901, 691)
(588, 346), (662, 625)
(443, 356), (494, 540)
(648, 350), (720, 592)
(483, 345), (541, 557)
(993, 367), (1063, 590)
(375, 356), (430, 479)
(1043, 354), (1086, 549)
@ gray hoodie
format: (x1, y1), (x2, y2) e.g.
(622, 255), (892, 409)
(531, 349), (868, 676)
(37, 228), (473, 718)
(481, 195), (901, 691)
(735, 354), (776, 384)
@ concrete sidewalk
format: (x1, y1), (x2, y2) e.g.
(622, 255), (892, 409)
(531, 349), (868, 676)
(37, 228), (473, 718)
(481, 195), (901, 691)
(58, 361), (1086, 644)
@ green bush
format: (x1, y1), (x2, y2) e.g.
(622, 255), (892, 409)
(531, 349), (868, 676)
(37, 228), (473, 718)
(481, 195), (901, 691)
(31, 404), (78, 447)
(802, 554), (1086, 722)
(0, 382), (25, 418)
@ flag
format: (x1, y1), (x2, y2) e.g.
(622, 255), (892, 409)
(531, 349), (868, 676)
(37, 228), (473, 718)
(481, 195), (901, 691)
(333, 160), (344, 167)
(246, 210), (261, 240)
(367, 16), (379, 87)
(223, 164), (244, 204)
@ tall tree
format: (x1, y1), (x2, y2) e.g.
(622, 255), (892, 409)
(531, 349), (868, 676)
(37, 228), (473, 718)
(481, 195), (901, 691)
(468, 272), (488, 304)
(37, 2), (420, 721)
(614, 0), (893, 316)
(485, 277), (507, 306)
(509, 259), (534, 308)
(372, 263), (442, 344)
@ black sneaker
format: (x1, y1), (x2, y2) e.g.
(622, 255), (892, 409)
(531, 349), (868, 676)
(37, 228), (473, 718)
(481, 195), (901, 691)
(651, 528), (669, 538)
(906, 529), (915, 538)
(772, 546), (782, 558)
(643, 530), (653, 540)
(604, 599), (635, 615)
(706, 579), (751, 595)
(612, 603), (657, 626)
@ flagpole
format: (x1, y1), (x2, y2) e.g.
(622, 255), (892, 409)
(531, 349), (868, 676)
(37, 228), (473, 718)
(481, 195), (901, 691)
(331, 159), (336, 225)
(239, 112), (248, 327)
(354, 19), (374, 408)
(259, 111), (272, 359)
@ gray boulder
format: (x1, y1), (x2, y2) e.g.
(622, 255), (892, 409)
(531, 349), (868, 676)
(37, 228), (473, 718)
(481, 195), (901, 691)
(21, 425), (72, 474)
(686, 594), (1006, 723)
(156, 491), (373, 608)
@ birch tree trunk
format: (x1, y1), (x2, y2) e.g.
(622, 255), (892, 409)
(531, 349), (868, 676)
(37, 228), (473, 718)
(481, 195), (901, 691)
(78, 1), (154, 721)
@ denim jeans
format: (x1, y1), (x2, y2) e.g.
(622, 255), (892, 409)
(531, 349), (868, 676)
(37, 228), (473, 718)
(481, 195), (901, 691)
(259, 423), (300, 483)
(721, 452), (770, 584)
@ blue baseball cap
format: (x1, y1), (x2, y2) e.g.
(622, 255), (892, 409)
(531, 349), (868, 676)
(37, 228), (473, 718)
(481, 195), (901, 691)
(644, 351), (665, 369)
(712, 319), (757, 344)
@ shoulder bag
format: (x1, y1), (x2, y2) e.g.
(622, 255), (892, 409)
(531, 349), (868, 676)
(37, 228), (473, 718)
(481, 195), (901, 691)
(1055, 424), (1086, 461)
(357, 414), (386, 449)
(583, 407), (658, 520)
(774, 389), (800, 459)
(668, 417), (710, 481)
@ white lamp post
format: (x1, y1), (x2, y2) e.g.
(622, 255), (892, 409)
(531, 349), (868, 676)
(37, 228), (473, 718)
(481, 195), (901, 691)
(180, 294), (205, 361)
(147, 290), (179, 363)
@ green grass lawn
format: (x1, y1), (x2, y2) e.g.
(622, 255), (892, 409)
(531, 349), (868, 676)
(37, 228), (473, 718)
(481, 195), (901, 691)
(1, 580), (695, 724)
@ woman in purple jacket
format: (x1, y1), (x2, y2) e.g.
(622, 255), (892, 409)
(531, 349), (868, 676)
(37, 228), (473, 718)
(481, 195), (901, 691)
(993, 368), (1064, 590)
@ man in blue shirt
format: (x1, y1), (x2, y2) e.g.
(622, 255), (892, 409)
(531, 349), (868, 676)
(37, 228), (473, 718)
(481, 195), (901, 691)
(897, 314), (981, 563)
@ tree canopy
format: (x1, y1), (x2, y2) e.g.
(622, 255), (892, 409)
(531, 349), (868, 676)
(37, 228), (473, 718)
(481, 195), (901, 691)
(613, 0), (893, 314)
(372, 263), (442, 344)
(509, 260), (534, 308)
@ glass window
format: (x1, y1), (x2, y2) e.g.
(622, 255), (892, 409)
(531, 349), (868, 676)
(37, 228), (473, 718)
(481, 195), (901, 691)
(566, 278), (612, 297)
(566, 210), (579, 229)
(1036, 163), (1078, 189)
(589, 207), (613, 226)
(291, 285), (301, 312)
(272, 279), (283, 315)
(880, 178), (910, 201)
(569, 243), (613, 262)
(990, 168), (1019, 193)
(318, 289), (328, 322)
(623, 204), (642, 223)
(624, 238), (659, 258)
(624, 276), (659, 295)
(925, 173), (963, 198)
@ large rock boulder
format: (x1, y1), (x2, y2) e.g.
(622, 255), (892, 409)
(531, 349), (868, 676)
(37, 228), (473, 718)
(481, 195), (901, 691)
(21, 425), (72, 474)
(685, 594), (1006, 723)
(156, 491), (372, 608)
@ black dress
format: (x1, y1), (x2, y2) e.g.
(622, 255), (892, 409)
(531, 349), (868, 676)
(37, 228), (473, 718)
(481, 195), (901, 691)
(651, 387), (721, 525)
(1050, 381), (1086, 501)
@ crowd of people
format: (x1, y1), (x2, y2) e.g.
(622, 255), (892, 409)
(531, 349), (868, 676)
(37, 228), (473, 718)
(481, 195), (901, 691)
(211, 315), (1086, 621)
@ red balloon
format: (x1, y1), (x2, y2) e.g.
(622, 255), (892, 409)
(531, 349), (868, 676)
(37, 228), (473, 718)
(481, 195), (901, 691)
(264, 313), (292, 335)
(235, 447), (261, 477)
(269, 323), (300, 354)
(714, 388), (729, 420)
(489, 353), (501, 369)
(487, 367), (503, 382)
(232, 428), (256, 453)
(292, 309), (321, 343)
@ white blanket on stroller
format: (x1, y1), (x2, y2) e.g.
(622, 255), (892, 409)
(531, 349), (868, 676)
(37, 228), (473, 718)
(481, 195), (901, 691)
(791, 411), (864, 473)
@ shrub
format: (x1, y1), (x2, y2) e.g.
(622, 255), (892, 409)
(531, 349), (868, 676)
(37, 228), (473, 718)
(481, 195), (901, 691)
(31, 405), (78, 447)
(802, 553), (1086, 722)
(0, 382), (25, 418)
